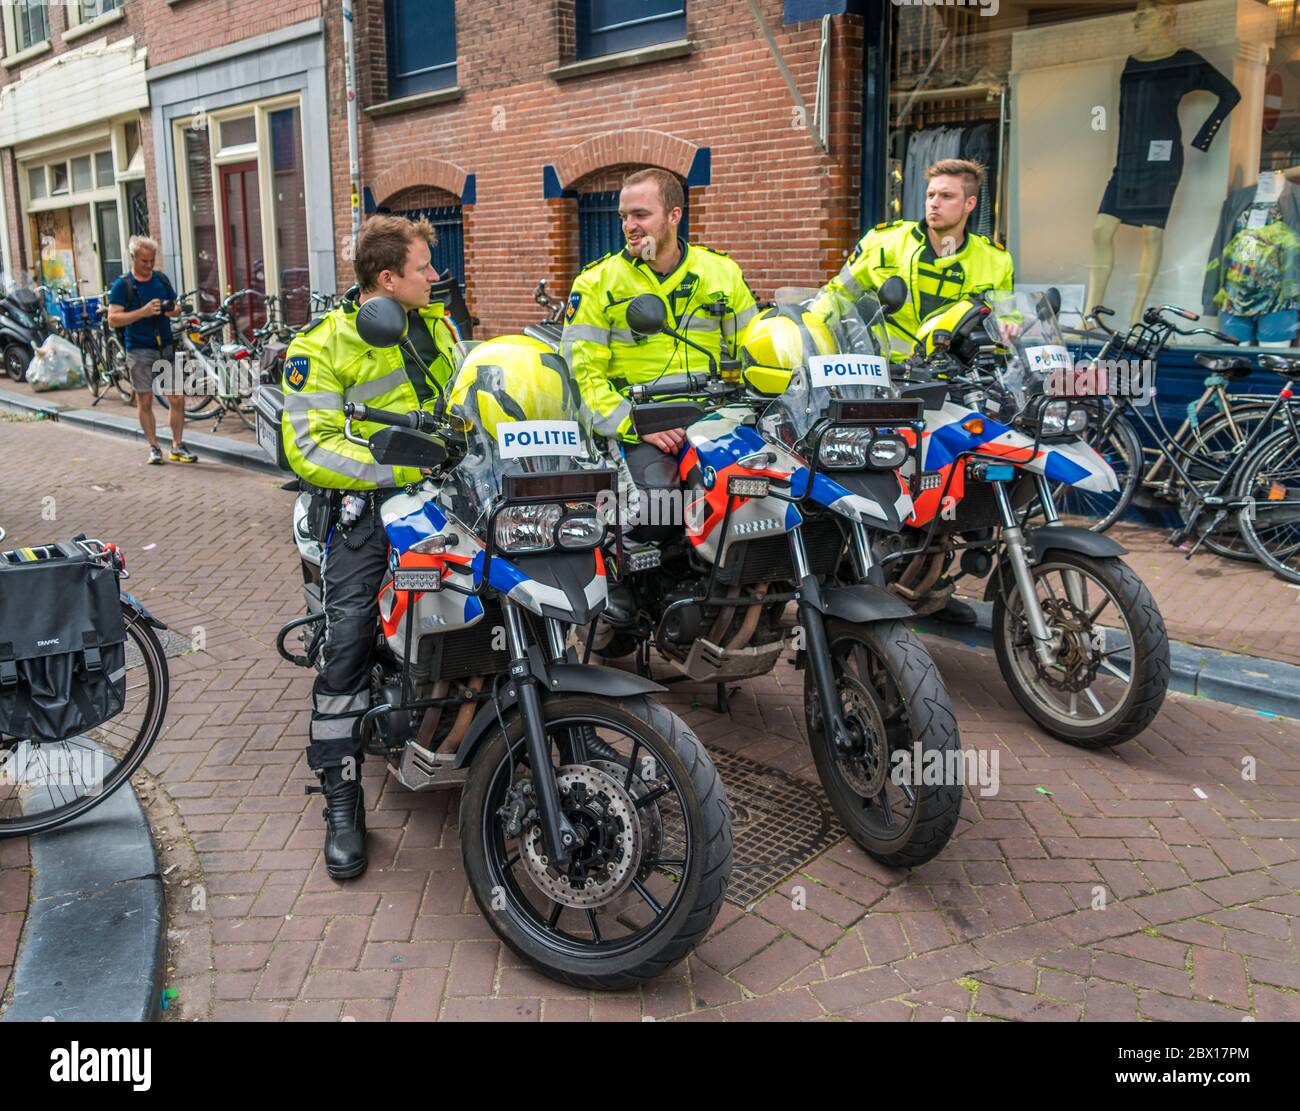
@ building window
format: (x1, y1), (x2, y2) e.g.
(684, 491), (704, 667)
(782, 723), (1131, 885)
(576, 0), (685, 60)
(269, 107), (310, 326)
(27, 166), (46, 201)
(79, 0), (123, 21)
(15, 0), (50, 52)
(384, 0), (456, 99)
(71, 155), (93, 193)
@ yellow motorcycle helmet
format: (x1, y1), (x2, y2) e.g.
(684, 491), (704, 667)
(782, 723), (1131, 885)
(447, 335), (575, 441)
(738, 306), (838, 395)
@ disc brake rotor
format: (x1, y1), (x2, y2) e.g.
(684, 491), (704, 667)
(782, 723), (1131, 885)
(1027, 596), (1102, 693)
(834, 678), (890, 797)
(587, 759), (663, 883)
(521, 764), (643, 909)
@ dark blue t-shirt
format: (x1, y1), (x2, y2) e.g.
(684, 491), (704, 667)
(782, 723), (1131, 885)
(108, 273), (175, 351)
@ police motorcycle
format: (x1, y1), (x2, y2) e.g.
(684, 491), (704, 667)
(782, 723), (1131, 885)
(273, 297), (732, 988)
(580, 285), (963, 867)
(873, 287), (1170, 749)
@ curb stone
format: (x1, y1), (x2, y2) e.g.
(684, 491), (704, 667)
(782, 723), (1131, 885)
(915, 598), (1300, 721)
(0, 386), (277, 476)
(1, 744), (164, 1023)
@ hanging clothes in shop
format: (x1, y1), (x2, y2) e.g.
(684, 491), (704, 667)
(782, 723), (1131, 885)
(901, 122), (999, 237)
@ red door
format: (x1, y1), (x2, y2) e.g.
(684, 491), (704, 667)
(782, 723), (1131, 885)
(220, 161), (266, 335)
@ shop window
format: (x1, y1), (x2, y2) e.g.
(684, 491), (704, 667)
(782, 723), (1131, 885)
(49, 162), (68, 196)
(576, 0), (685, 60)
(384, 0), (456, 98)
(184, 126), (221, 314)
(95, 150), (114, 188)
(71, 156), (93, 194)
(881, 0), (1290, 351)
(27, 166), (46, 201)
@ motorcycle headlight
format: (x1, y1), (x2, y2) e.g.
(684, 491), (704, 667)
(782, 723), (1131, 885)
(819, 428), (875, 469)
(557, 503), (604, 550)
(1066, 407), (1089, 435)
(866, 434), (908, 470)
(494, 504), (562, 553)
(1038, 399), (1070, 436)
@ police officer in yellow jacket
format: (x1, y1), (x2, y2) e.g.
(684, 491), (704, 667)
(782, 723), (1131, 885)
(814, 159), (1014, 361)
(282, 215), (458, 879)
(563, 169), (756, 613)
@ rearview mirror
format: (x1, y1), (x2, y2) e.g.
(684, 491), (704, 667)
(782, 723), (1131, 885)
(632, 401), (705, 435)
(626, 293), (668, 336)
(1046, 287), (1062, 316)
(355, 296), (408, 349)
(368, 427), (447, 468)
(878, 276), (909, 316)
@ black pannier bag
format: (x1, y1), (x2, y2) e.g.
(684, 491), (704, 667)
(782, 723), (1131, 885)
(0, 545), (127, 741)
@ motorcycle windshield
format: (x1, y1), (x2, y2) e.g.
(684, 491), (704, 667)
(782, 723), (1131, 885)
(760, 288), (896, 448)
(446, 350), (602, 531)
(982, 290), (1071, 416)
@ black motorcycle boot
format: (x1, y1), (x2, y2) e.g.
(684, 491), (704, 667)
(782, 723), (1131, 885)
(934, 597), (978, 626)
(314, 765), (368, 880)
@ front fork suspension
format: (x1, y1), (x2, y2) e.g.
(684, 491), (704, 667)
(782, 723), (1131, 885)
(503, 603), (579, 868)
(993, 480), (1058, 669)
(791, 527), (854, 752)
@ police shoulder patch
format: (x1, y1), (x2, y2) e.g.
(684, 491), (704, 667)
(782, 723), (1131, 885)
(848, 242), (864, 264)
(285, 355), (310, 392)
(565, 292), (582, 323)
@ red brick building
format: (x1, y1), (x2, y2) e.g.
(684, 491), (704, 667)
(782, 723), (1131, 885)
(338, 0), (871, 335)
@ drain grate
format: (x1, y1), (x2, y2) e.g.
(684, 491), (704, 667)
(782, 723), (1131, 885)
(124, 626), (193, 667)
(658, 747), (845, 906)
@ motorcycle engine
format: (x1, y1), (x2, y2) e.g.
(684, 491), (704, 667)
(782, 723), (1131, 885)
(661, 590), (703, 644)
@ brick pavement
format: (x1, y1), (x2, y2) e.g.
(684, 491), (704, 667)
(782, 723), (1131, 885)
(1, 417), (1298, 1022)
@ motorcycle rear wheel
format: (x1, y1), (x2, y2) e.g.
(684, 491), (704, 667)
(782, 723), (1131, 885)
(804, 619), (962, 867)
(460, 694), (731, 989)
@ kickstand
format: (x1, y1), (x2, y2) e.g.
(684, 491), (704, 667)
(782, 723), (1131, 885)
(635, 640), (650, 679)
(715, 683), (730, 714)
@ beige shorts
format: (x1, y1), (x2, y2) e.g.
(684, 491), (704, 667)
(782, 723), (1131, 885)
(127, 345), (177, 394)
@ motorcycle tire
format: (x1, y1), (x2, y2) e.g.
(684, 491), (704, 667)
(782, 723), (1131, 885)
(804, 619), (962, 867)
(460, 693), (731, 990)
(992, 551), (1169, 748)
(4, 342), (32, 382)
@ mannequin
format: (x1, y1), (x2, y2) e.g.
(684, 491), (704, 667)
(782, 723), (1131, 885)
(1087, 0), (1241, 324)
(1204, 170), (1300, 347)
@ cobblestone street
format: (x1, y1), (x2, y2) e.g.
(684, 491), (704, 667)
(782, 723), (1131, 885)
(2, 417), (1298, 1022)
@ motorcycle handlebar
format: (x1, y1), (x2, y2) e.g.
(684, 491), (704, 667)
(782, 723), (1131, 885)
(344, 403), (437, 433)
(629, 373), (709, 401)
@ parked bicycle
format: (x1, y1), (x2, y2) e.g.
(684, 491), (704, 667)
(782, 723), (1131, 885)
(0, 534), (169, 838)
(155, 288), (262, 431)
(60, 292), (132, 405)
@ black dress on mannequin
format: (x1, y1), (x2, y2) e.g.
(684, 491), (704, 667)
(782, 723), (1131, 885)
(1098, 49), (1240, 229)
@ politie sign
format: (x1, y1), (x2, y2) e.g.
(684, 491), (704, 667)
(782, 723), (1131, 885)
(807, 353), (891, 390)
(497, 420), (589, 460)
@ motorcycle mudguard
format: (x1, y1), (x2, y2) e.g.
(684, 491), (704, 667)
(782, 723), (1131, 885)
(120, 591), (168, 630)
(452, 663), (666, 768)
(494, 550), (607, 625)
(981, 527), (1127, 601)
(818, 583), (914, 624)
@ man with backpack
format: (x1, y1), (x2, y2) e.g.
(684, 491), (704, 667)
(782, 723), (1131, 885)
(106, 235), (196, 465)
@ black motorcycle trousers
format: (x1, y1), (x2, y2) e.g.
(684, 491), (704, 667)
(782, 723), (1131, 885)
(307, 505), (389, 771)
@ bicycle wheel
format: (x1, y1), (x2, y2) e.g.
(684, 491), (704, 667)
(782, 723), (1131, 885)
(1047, 407), (1142, 533)
(1162, 404), (1273, 561)
(1237, 427), (1300, 584)
(0, 605), (169, 837)
(105, 334), (133, 403)
(83, 339), (108, 400)
(155, 352), (218, 417)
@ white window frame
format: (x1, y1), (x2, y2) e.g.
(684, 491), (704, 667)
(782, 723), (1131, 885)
(63, 0), (126, 45)
(2, 1), (54, 63)
(172, 93), (311, 310)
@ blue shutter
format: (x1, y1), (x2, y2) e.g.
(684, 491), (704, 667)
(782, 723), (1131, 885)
(385, 0), (457, 98)
(576, 0), (685, 60)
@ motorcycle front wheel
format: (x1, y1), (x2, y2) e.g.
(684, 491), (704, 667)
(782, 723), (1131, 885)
(460, 694), (731, 990)
(992, 551), (1169, 748)
(804, 619), (962, 867)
